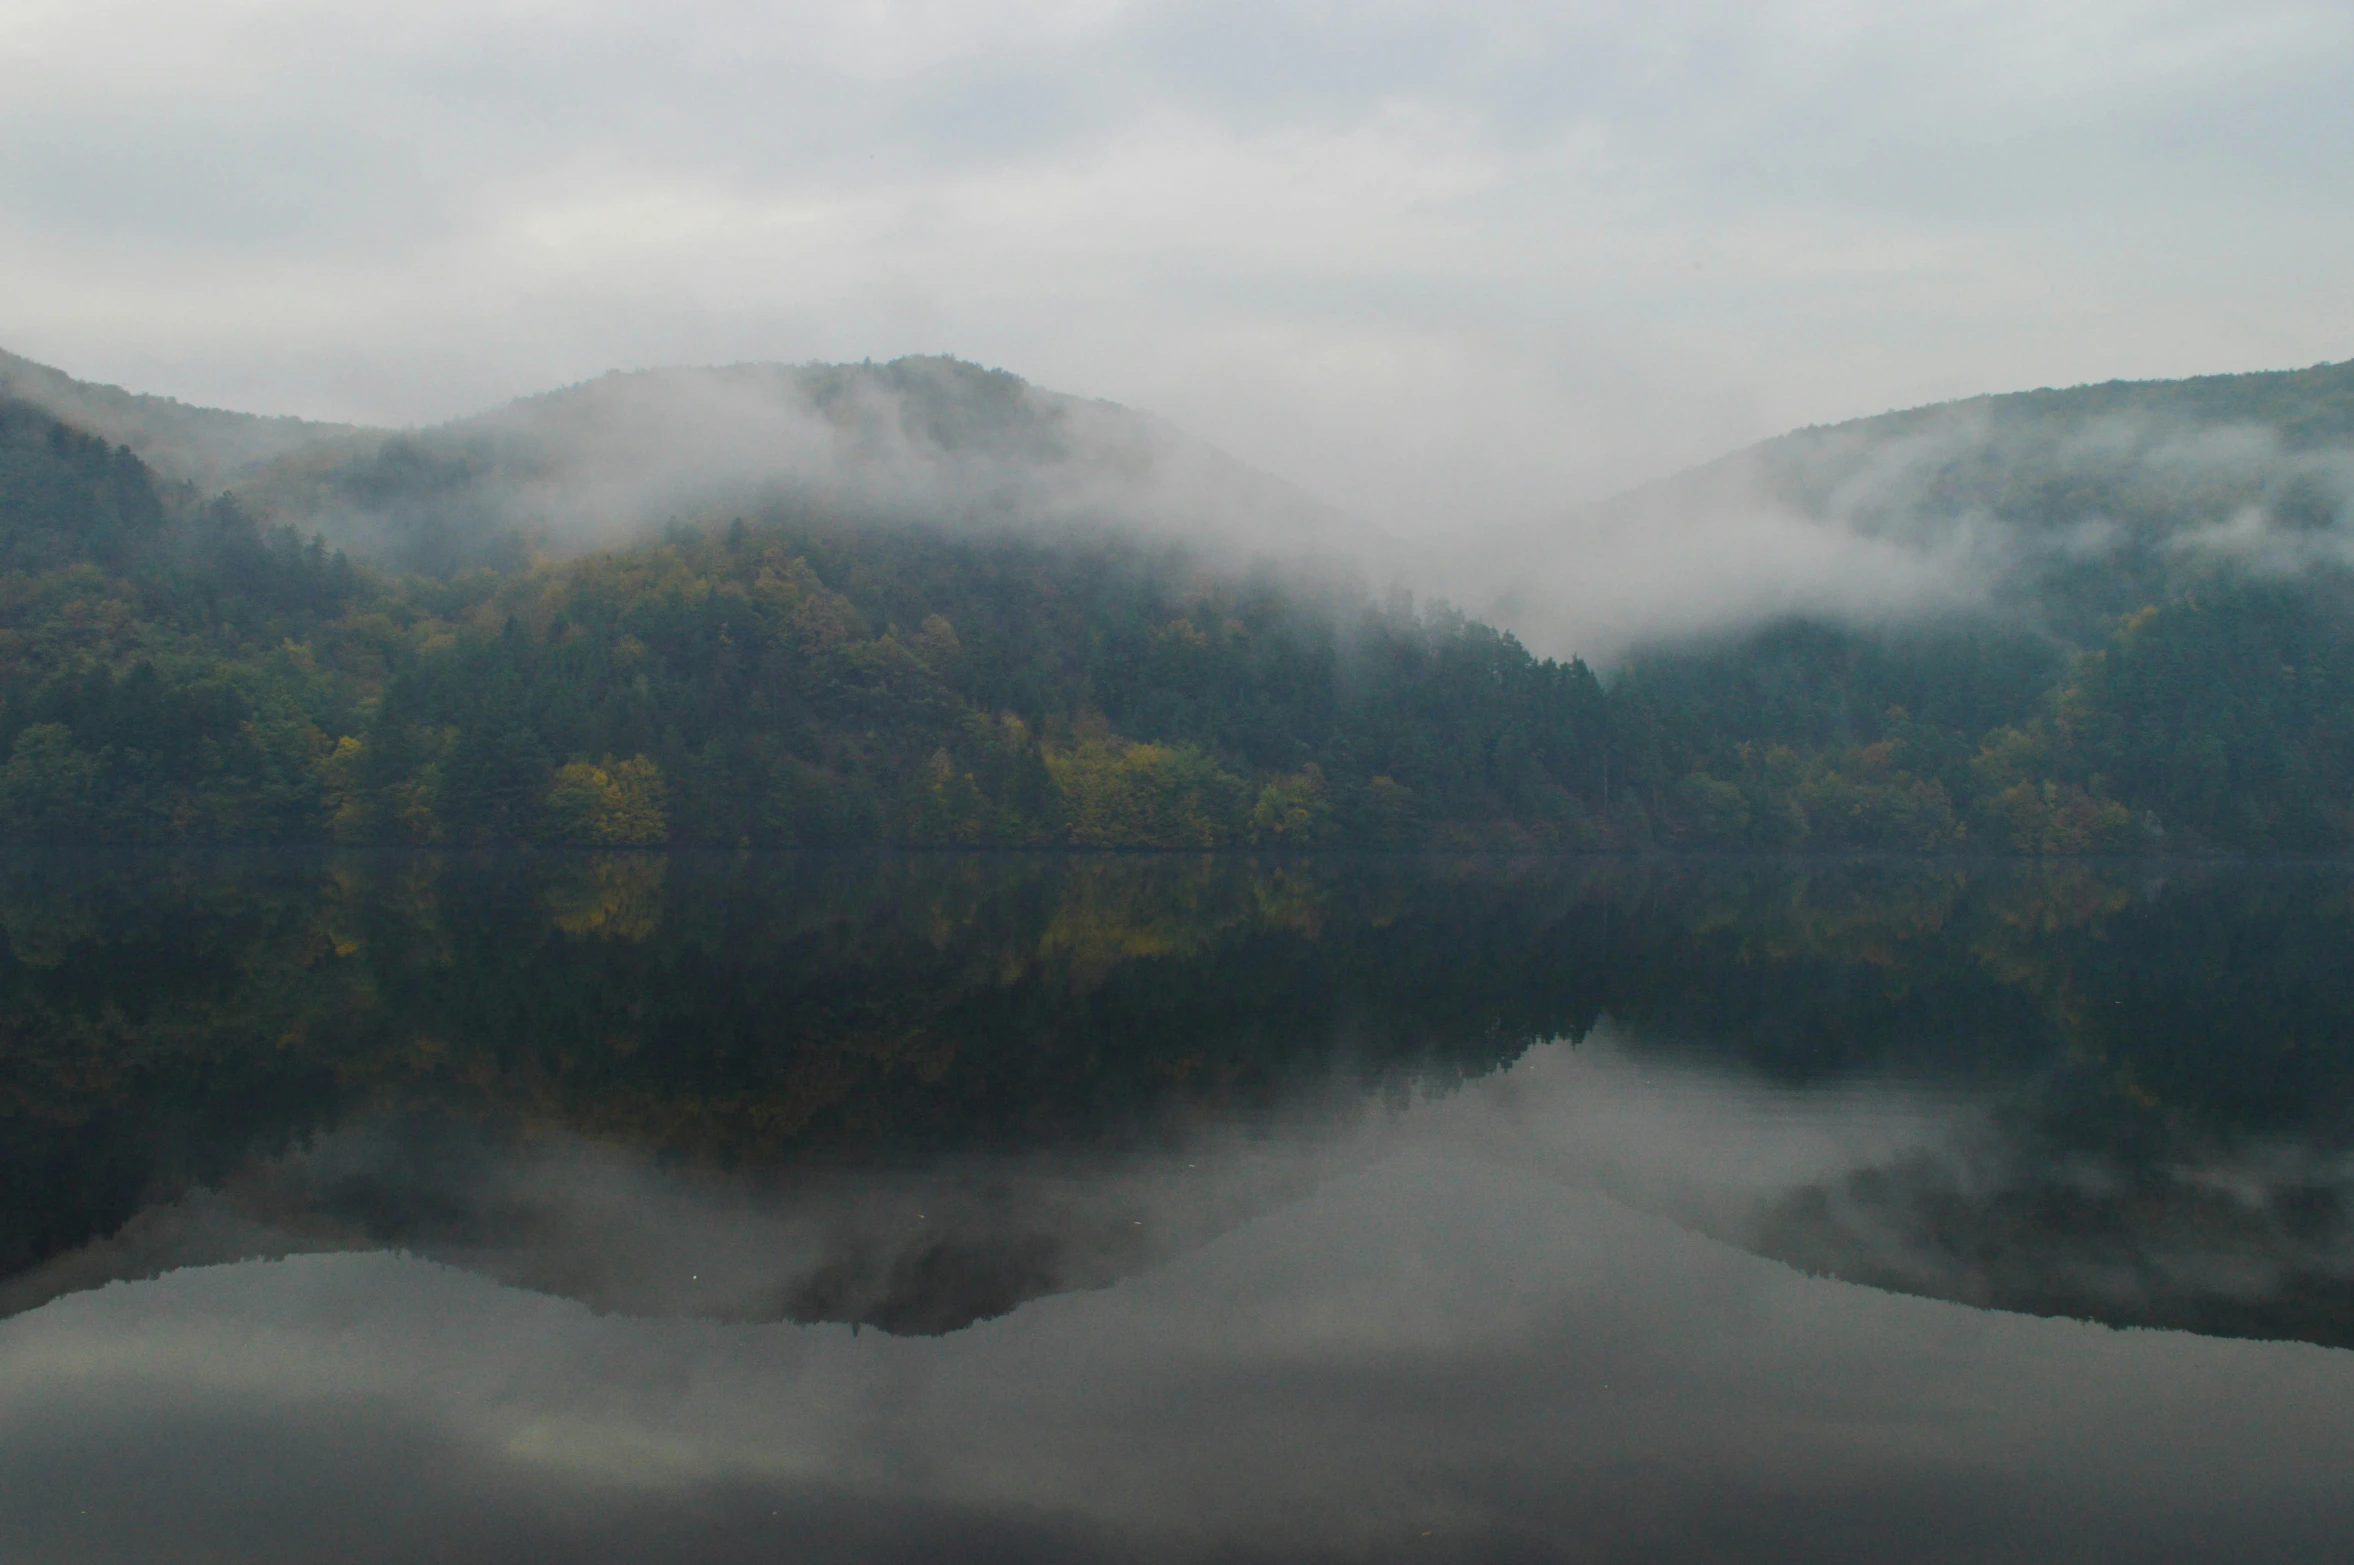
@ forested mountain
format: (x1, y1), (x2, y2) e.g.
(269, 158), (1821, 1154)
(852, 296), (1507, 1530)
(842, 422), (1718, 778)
(222, 355), (1364, 576)
(2, 349), (2352, 851)
(0, 378), (1601, 849)
(1493, 357), (2354, 647)
(1518, 357), (2354, 851)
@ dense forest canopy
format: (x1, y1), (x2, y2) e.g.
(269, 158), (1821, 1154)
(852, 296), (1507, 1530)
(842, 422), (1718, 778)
(3, 351), (2354, 850)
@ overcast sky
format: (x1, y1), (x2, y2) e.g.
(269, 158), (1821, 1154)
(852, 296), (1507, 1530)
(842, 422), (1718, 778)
(3, 0), (2350, 533)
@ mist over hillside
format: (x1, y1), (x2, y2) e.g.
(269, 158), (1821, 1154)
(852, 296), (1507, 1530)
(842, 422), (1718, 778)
(209, 356), (1371, 577)
(0, 348), (377, 497)
(29, 340), (2354, 675)
(2, 349), (1370, 581)
(9, 342), (2354, 853)
(1482, 357), (2354, 663)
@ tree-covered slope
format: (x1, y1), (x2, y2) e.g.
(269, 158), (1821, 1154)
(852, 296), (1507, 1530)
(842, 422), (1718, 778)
(1564, 357), (2354, 851)
(5, 352), (2354, 851)
(0, 392), (1610, 848)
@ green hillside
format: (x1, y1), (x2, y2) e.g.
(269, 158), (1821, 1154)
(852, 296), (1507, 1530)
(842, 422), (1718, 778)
(3, 354), (2353, 851)
(0, 385), (1612, 849)
(1593, 356), (2354, 850)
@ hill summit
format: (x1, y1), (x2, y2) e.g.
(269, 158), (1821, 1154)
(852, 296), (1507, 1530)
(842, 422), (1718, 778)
(1, 351), (1362, 577)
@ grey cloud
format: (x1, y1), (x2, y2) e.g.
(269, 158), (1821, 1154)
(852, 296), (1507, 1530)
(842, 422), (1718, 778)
(5, 0), (2351, 541)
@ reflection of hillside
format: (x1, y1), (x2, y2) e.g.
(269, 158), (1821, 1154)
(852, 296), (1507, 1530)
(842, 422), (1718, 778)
(6, 853), (2354, 1341)
(0, 1110), (1340, 1337)
(1752, 1146), (2354, 1348)
(0, 852), (1553, 1300)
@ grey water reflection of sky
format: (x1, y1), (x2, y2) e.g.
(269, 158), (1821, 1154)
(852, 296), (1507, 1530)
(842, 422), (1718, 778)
(6, 1038), (2353, 1564)
(4, 2), (2352, 534)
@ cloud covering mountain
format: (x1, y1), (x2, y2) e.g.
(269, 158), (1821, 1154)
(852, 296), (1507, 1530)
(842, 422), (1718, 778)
(1470, 356), (2354, 660)
(5, 0), (2351, 543)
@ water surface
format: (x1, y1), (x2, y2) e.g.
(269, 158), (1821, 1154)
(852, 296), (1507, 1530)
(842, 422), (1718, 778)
(4, 853), (2352, 1561)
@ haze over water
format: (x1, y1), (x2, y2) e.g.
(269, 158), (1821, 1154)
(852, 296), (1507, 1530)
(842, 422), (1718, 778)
(3, 851), (2352, 1562)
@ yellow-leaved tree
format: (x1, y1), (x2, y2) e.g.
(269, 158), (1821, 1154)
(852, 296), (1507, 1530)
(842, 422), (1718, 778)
(546, 756), (670, 845)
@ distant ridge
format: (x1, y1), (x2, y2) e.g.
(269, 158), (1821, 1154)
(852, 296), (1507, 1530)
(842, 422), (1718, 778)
(223, 354), (1369, 574)
(0, 349), (1370, 575)
(1786, 356), (2354, 450)
(1593, 355), (2354, 531)
(0, 347), (378, 494)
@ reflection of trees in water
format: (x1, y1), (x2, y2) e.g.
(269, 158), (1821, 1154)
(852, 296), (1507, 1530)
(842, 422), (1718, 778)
(4, 851), (2354, 1338)
(543, 854), (668, 941)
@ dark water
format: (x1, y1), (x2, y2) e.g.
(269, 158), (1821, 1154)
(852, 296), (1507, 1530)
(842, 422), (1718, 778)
(5, 852), (2354, 1562)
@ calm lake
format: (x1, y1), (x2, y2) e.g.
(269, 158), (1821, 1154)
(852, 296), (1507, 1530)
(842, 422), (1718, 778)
(4, 852), (2353, 1562)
